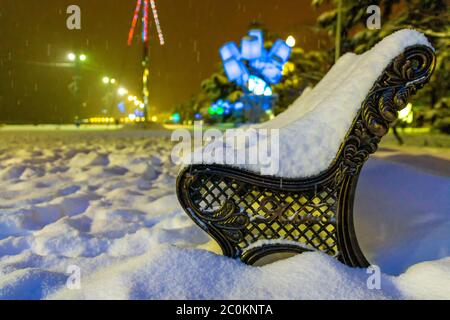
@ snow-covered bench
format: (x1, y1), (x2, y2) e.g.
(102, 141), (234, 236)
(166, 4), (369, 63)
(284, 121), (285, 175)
(176, 30), (436, 267)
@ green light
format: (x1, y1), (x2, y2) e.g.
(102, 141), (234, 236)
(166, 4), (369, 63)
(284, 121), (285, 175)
(208, 107), (216, 115)
(216, 107), (224, 115)
(171, 113), (181, 123)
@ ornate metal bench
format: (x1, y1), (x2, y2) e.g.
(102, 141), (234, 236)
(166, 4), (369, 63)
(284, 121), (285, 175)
(176, 33), (436, 268)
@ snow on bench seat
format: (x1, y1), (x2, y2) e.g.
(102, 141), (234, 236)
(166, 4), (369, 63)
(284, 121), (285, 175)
(193, 29), (433, 178)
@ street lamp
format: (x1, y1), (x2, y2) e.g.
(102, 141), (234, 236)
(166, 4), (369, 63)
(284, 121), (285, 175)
(101, 75), (122, 125)
(118, 87), (128, 96)
(67, 52), (87, 62)
(286, 36), (296, 48)
(68, 53), (77, 61)
(67, 52), (88, 126)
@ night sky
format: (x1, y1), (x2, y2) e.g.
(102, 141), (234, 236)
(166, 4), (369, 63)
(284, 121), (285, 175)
(0, 0), (330, 123)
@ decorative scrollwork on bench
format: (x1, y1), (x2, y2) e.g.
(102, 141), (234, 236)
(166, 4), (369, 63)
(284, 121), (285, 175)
(337, 45), (436, 183)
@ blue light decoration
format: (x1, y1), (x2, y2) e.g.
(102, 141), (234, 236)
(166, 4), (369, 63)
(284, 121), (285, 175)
(220, 29), (292, 87)
(269, 40), (292, 65)
(241, 36), (262, 60)
(134, 109), (145, 117)
(194, 113), (202, 120)
(222, 59), (248, 84)
(234, 101), (244, 110)
(208, 100), (242, 117)
(218, 29), (292, 122)
(117, 102), (126, 113)
(220, 42), (240, 61)
(248, 75), (273, 96)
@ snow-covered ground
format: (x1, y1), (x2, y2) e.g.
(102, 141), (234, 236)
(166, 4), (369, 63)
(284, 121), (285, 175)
(0, 128), (449, 300)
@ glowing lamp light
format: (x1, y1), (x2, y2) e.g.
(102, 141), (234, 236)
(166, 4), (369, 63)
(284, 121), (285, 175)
(286, 35), (296, 48)
(102, 76), (110, 84)
(151, 116), (158, 122)
(67, 53), (76, 61)
(399, 103), (413, 124)
(118, 87), (128, 96)
(128, 95), (134, 102)
(128, 113), (137, 121)
(79, 54), (87, 62)
(110, 78), (117, 84)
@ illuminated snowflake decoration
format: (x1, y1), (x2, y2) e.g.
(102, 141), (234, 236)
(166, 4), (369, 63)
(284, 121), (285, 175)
(220, 29), (292, 95)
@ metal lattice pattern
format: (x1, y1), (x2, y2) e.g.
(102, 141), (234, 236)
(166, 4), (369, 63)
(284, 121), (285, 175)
(189, 172), (338, 256)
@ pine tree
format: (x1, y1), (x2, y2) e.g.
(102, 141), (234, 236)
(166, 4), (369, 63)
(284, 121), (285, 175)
(313, 0), (449, 132)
